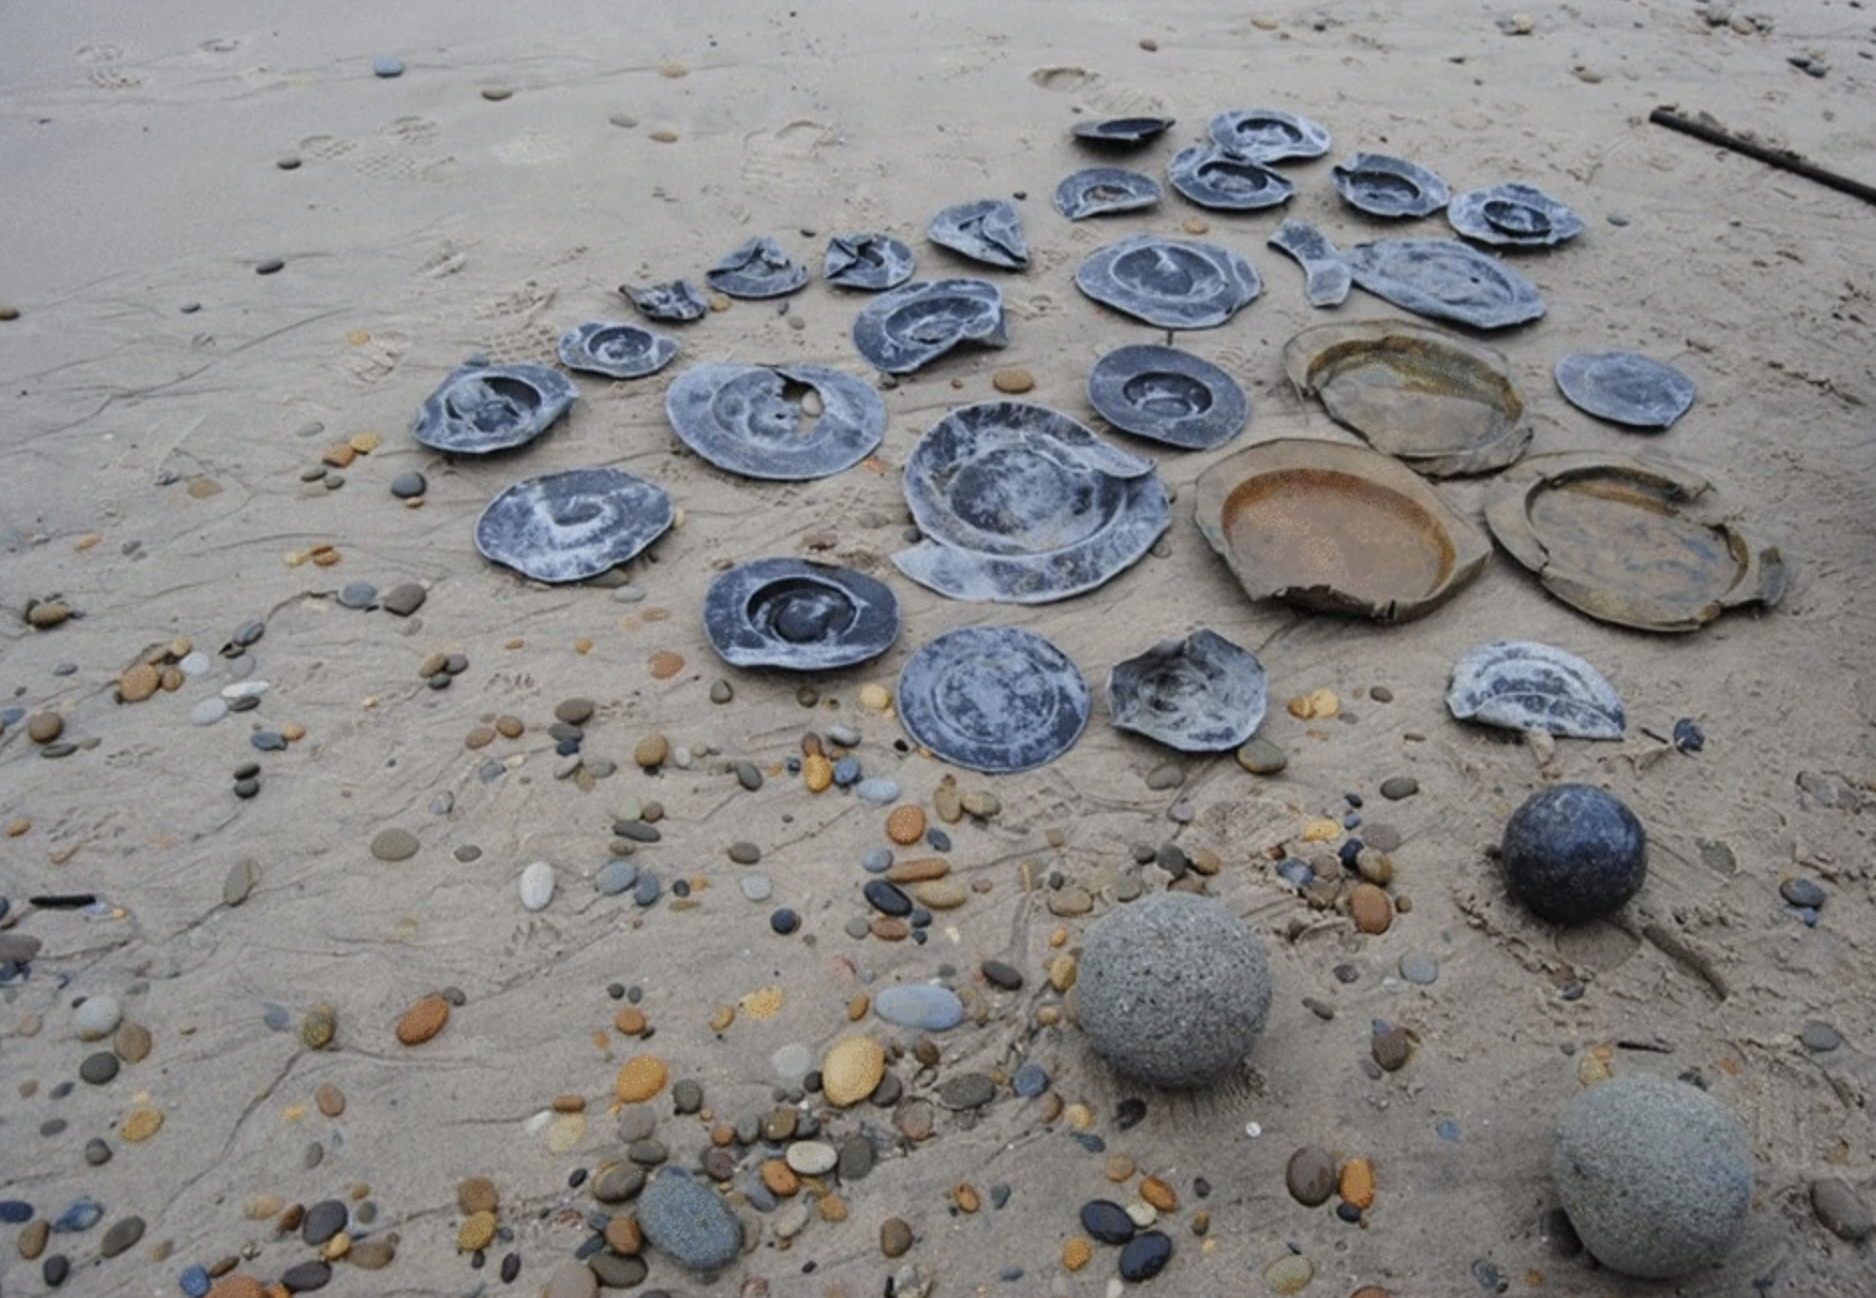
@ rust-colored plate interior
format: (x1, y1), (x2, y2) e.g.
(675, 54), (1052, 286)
(1309, 337), (1519, 458)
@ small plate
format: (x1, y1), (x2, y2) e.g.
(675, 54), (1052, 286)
(896, 401), (1169, 604)
(621, 279), (708, 323)
(1447, 639), (1625, 739)
(703, 558), (900, 670)
(412, 363), (578, 454)
(1484, 451), (1787, 632)
(1206, 108), (1332, 163)
(664, 363), (885, 481)
(1283, 319), (1531, 476)
(1108, 629), (1269, 752)
(1054, 167), (1163, 220)
(1168, 144), (1296, 211)
(1344, 238), (1545, 330)
(475, 467), (673, 583)
(556, 321), (679, 380)
(1088, 344), (1249, 450)
(705, 236), (810, 299)
(851, 278), (1006, 374)
(897, 626), (1091, 773)
(1448, 183), (1584, 248)
(1075, 233), (1262, 330)
(928, 199), (1029, 270)
(1332, 152), (1452, 219)
(1554, 351), (1696, 430)
(824, 233), (916, 291)
(1072, 116), (1176, 147)
(1195, 438), (1490, 622)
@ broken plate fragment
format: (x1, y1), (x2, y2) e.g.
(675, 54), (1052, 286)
(1446, 639), (1625, 739)
(1195, 438), (1490, 622)
(1268, 219), (1353, 307)
(703, 558), (900, 671)
(895, 401), (1169, 604)
(621, 279), (708, 323)
(1054, 167), (1163, 220)
(1448, 183), (1584, 248)
(412, 363), (578, 454)
(664, 363), (885, 481)
(1107, 629), (1269, 752)
(824, 233), (916, 291)
(1206, 108), (1332, 163)
(1344, 238), (1545, 330)
(1168, 144), (1296, 211)
(1075, 234), (1262, 330)
(1554, 351), (1696, 430)
(474, 467), (673, 583)
(1331, 152), (1452, 218)
(705, 235), (810, 299)
(1484, 451), (1787, 632)
(928, 199), (1029, 270)
(896, 625), (1091, 773)
(851, 278), (1007, 374)
(1283, 319), (1532, 476)
(556, 321), (678, 380)
(1087, 344), (1249, 450)
(1072, 116), (1176, 147)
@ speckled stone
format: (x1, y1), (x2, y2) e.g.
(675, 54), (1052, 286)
(636, 1169), (742, 1271)
(1501, 784), (1646, 924)
(370, 828), (420, 862)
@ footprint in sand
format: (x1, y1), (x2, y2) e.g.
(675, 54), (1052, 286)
(1027, 65), (1164, 117)
(76, 44), (145, 91)
(741, 120), (838, 195)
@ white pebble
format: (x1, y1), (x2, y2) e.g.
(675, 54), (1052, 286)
(518, 860), (556, 911)
(773, 1201), (812, 1240)
(221, 680), (270, 700)
(178, 651), (212, 678)
(784, 1139), (839, 1176)
(73, 994), (122, 1041)
(1125, 1202), (1159, 1228)
(189, 697), (229, 726)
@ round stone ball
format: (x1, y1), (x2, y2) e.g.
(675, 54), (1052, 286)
(1076, 892), (1271, 1088)
(1552, 1075), (1753, 1278)
(1500, 783), (1646, 924)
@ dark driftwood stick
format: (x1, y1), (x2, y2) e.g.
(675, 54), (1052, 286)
(1650, 106), (1876, 206)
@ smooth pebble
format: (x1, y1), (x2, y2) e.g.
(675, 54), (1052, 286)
(519, 860), (556, 910)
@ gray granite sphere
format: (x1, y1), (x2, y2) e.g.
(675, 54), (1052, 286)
(1501, 783), (1646, 924)
(1552, 1075), (1753, 1279)
(1077, 892), (1271, 1087)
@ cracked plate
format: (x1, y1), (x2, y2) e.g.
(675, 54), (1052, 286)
(1054, 167), (1163, 220)
(851, 278), (1007, 374)
(1108, 629), (1269, 752)
(1075, 233), (1262, 330)
(1332, 152), (1452, 219)
(928, 199), (1029, 269)
(664, 363), (886, 481)
(475, 467), (673, 583)
(703, 558), (900, 671)
(412, 363), (578, 454)
(705, 236), (810, 299)
(556, 321), (679, 380)
(897, 625), (1091, 773)
(1072, 116), (1176, 146)
(1447, 639), (1625, 739)
(1168, 144), (1295, 211)
(824, 233), (916, 291)
(1344, 238), (1545, 329)
(1448, 183), (1584, 248)
(1206, 108), (1332, 163)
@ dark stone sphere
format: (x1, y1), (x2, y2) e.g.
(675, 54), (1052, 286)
(1500, 783), (1646, 923)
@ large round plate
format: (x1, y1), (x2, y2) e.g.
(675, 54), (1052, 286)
(1554, 352), (1696, 430)
(703, 558), (900, 670)
(1332, 152), (1451, 218)
(1195, 438), (1490, 622)
(1448, 183), (1584, 248)
(475, 467), (674, 583)
(705, 236), (810, 298)
(1075, 234), (1262, 330)
(824, 233), (916, 291)
(1168, 144), (1295, 211)
(556, 321), (678, 380)
(412, 363), (579, 454)
(896, 401), (1170, 604)
(1206, 109), (1332, 163)
(665, 363), (885, 481)
(928, 199), (1029, 269)
(852, 278), (1007, 374)
(1088, 344), (1249, 450)
(1107, 629), (1268, 752)
(1054, 167), (1162, 221)
(897, 626), (1090, 773)
(1344, 238), (1545, 330)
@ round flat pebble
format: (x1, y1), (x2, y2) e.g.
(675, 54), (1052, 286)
(873, 984), (966, 1031)
(373, 55), (405, 76)
(1264, 1252), (1314, 1294)
(0, 1199), (32, 1224)
(1780, 877), (1826, 909)
(740, 875), (773, 902)
(938, 1072), (997, 1109)
(1236, 737), (1288, 775)
(1081, 1199), (1134, 1243)
(727, 841), (761, 865)
(519, 860), (556, 910)
(190, 697), (229, 726)
(880, 1217), (914, 1257)
(1285, 1146), (1336, 1206)
(337, 582), (377, 609)
(369, 828), (420, 862)
(1012, 1062), (1050, 1097)
(1800, 1021), (1842, 1052)
(381, 583), (426, 616)
(1379, 776), (1418, 800)
(1811, 1177), (1874, 1241)
(856, 778), (900, 803)
(79, 1051), (120, 1084)
(301, 1199), (347, 1246)
(180, 1264), (212, 1297)
(389, 471), (427, 498)
(786, 1140), (839, 1175)
(596, 861), (637, 895)
(1398, 953), (1439, 985)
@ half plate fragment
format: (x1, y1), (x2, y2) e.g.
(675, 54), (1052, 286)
(664, 363), (886, 481)
(1195, 438), (1490, 622)
(1344, 238), (1545, 330)
(895, 401), (1170, 604)
(705, 236), (810, 299)
(1268, 220), (1352, 307)
(556, 321), (679, 380)
(1282, 319), (1532, 475)
(1206, 108), (1332, 163)
(703, 558), (899, 671)
(1075, 234), (1261, 330)
(896, 626), (1090, 773)
(1087, 344), (1249, 450)
(824, 233), (916, 291)
(1332, 152), (1451, 218)
(1168, 145), (1296, 211)
(621, 279), (708, 323)
(1107, 629), (1269, 752)
(1484, 452), (1787, 632)
(412, 363), (578, 454)
(1447, 640), (1625, 739)
(928, 199), (1029, 270)
(475, 467), (673, 583)
(1072, 116), (1176, 147)
(1448, 183), (1584, 248)
(1554, 352), (1696, 430)
(1054, 167), (1163, 220)
(852, 278), (1007, 374)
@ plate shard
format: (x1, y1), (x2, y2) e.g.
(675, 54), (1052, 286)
(1554, 351), (1696, 430)
(621, 279), (708, 323)
(851, 278), (1007, 374)
(1448, 183), (1584, 248)
(705, 236), (811, 299)
(1344, 238), (1545, 330)
(1267, 220), (1352, 307)
(1107, 629), (1269, 752)
(1075, 234), (1262, 330)
(824, 233), (916, 291)
(1206, 108), (1332, 163)
(896, 626), (1090, 773)
(1331, 152), (1451, 219)
(1447, 640), (1625, 739)
(1168, 144), (1296, 211)
(556, 321), (679, 380)
(1072, 116), (1175, 147)
(1054, 167), (1163, 220)
(412, 363), (579, 454)
(1087, 344), (1250, 450)
(928, 199), (1030, 269)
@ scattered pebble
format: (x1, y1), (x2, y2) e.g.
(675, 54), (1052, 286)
(373, 55), (405, 77)
(1399, 953), (1439, 985)
(369, 828), (420, 862)
(1811, 1177), (1873, 1241)
(1378, 776), (1418, 800)
(1119, 1230), (1173, 1281)
(519, 860), (556, 911)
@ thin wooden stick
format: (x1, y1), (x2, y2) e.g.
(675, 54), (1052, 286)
(1650, 106), (1876, 206)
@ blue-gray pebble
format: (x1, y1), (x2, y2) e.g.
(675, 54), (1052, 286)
(873, 985), (965, 1031)
(596, 861), (638, 895)
(1501, 783), (1646, 924)
(638, 1169), (742, 1271)
(373, 55), (405, 77)
(1012, 1062), (1050, 1097)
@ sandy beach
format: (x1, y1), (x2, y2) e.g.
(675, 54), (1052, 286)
(4, 2), (1876, 1295)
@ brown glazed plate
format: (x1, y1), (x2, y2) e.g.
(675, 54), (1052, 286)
(1484, 452), (1787, 632)
(1194, 438), (1490, 622)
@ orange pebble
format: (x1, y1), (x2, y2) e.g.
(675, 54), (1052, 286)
(886, 805), (926, 845)
(1339, 1156), (1376, 1210)
(395, 994), (449, 1045)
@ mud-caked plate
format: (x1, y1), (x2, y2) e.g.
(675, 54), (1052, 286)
(1088, 344), (1249, 450)
(1332, 152), (1451, 219)
(1107, 629), (1269, 752)
(928, 199), (1029, 270)
(556, 321), (678, 380)
(1072, 116), (1176, 146)
(1168, 145), (1295, 211)
(1344, 238), (1545, 330)
(621, 279), (708, 323)
(1554, 351), (1696, 430)
(412, 363), (579, 454)
(703, 558), (900, 671)
(1206, 108), (1332, 163)
(824, 233), (916, 291)
(897, 626), (1091, 773)
(1054, 167), (1163, 221)
(1448, 183), (1584, 248)
(665, 363), (885, 481)
(1447, 639), (1625, 739)
(1075, 234), (1262, 330)
(705, 236), (810, 299)
(1195, 438), (1490, 622)
(475, 467), (673, 583)
(852, 278), (1007, 374)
